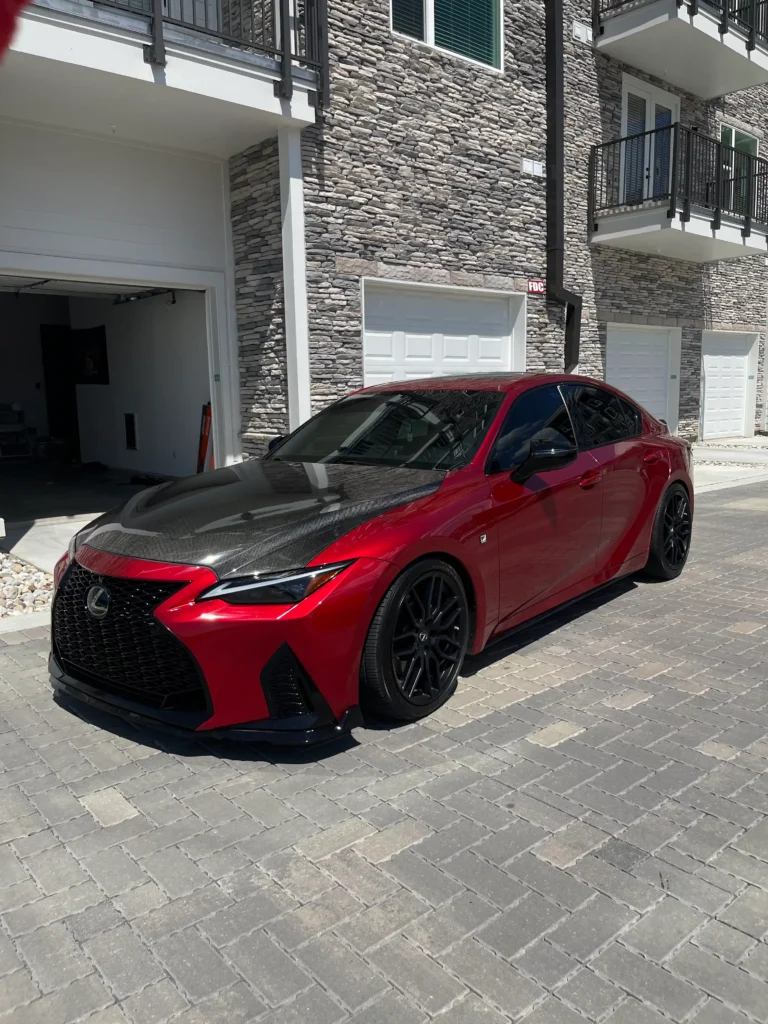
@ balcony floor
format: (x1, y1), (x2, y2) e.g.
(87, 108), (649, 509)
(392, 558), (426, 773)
(597, 0), (768, 99)
(591, 205), (768, 262)
(4, 1), (317, 158)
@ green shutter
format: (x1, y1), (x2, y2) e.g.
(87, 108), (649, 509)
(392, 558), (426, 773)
(393, 0), (425, 40)
(434, 0), (501, 67)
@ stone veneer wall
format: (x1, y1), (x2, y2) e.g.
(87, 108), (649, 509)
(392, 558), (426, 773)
(229, 138), (289, 451)
(233, 0), (767, 451)
(565, 0), (767, 437)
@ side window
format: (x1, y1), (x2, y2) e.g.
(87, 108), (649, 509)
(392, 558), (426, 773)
(563, 385), (640, 449)
(489, 385), (576, 474)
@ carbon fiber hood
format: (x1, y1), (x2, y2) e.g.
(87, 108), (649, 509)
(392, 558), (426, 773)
(77, 459), (444, 578)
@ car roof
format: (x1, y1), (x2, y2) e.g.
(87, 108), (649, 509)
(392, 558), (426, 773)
(360, 373), (595, 394)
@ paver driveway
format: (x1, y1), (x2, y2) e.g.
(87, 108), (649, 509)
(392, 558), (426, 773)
(2, 481), (768, 1024)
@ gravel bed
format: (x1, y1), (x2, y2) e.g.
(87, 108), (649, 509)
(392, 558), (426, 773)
(0, 551), (54, 618)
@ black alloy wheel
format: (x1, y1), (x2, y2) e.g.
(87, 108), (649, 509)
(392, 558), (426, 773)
(390, 570), (468, 706)
(663, 488), (692, 569)
(646, 482), (693, 580)
(361, 558), (470, 721)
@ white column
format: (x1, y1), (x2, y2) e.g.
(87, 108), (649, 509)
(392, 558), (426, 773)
(278, 126), (312, 431)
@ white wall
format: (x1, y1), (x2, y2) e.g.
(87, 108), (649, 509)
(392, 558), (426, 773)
(0, 120), (230, 272)
(69, 292), (210, 477)
(0, 293), (69, 436)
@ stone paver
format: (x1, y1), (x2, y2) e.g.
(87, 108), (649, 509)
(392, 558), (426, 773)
(1, 482), (768, 1022)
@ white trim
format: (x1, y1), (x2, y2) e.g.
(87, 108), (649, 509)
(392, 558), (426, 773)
(621, 73), (680, 137)
(720, 123), (760, 157)
(278, 127), (312, 431)
(700, 330), (760, 439)
(0, 254), (241, 468)
(620, 73), (680, 207)
(390, 0), (505, 74)
(219, 161), (243, 464)
(607, 322), (681, 434)
(360, 277), (527, 381)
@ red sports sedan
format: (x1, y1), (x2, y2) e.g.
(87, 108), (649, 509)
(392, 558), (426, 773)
(50, 374), (693, 744)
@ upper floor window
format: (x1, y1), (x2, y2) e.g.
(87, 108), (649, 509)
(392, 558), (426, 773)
(720, 125), (759, 218)
(392, 0), (502, 70)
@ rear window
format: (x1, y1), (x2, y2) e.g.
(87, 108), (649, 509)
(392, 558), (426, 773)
(563, 385), (642, 448)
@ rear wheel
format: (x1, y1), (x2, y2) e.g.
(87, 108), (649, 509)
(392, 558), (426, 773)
(645, 483), (692, 580)
(361, 558), (470, 721)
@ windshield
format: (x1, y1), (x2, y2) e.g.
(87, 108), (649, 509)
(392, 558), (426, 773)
(268, 390), (505, 471)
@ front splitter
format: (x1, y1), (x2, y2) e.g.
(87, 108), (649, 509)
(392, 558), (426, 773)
(50, 658), (363, 747)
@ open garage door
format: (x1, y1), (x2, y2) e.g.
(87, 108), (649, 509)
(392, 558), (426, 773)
(0, 277), (212, 572)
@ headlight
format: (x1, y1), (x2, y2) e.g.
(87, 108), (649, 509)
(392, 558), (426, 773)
(198, 561), (353, 605)
(67, 533), (79, 561)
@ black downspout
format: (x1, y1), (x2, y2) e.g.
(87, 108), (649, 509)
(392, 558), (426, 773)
(546, 0), (582, 372)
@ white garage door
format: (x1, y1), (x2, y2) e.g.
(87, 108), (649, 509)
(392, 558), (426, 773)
(363, 284), (519, 385)
(606, 326), (673, 424)
(702, 333), (752, 439)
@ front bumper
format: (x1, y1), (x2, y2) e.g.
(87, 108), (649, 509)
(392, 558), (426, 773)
(50, 545), (394, 744)
(50, 654), (363, 744)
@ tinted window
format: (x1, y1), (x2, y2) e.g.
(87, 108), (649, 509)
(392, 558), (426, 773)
(563, 385), (641, 449)
(269, 390), (505, 471)
(489, 385), (576, 473)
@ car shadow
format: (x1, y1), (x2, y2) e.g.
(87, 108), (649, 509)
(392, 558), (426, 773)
(54, 575), (642, 761)
(462, 575), (639, 676)
(53, 694), (362, 764)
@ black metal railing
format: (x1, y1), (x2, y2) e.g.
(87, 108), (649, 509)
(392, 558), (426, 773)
(593, 0), (768, 48)
(589, 123), (768, 238)
(41, 0), (329, 102)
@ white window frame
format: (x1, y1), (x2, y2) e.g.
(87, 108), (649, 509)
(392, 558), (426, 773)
(620, 74), (680, 139)
(719, 124), (760, 219)
(720, 124), (760, 156)
(620, 74), (680, 206)
(390, 0), (505, 74)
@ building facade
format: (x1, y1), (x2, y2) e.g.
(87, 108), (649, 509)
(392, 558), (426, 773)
(2, 0), (767, 477)
(234, 0), (768, 451)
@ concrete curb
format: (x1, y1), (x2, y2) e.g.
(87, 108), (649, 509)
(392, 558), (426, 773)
(0, 610), (51, 635)
(696, 470), (768, 494)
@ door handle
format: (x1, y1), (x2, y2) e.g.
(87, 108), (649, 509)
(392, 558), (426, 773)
(579, 470), (601, 489)
(644, 451), (667, 464)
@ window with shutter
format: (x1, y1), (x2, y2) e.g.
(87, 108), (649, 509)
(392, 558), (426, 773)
(435, 0), (500, 67)
(392, 0), (425, 40)
(391, 0), (502, 69)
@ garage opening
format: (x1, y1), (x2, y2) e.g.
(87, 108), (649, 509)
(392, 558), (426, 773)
(0, 278), (212, 573)
(363, 281), (526, 385)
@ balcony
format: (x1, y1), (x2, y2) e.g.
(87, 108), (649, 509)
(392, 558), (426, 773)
(2, 0), (327, 157)
(589, 124), (768, 261)
(593, 0), (768, 98)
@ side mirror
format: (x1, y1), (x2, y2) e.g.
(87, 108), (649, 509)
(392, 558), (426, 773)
(510, 437), (578, 483)
(267, 436), (284, 453)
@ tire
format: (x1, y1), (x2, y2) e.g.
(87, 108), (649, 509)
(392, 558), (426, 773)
(361, 558), (470, 722)
(645, 482), (693, 580)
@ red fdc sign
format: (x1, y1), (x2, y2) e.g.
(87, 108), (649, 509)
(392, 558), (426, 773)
(528, 279), (546, 295)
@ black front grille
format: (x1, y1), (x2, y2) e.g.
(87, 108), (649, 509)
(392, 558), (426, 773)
(53, 563), (207, 711)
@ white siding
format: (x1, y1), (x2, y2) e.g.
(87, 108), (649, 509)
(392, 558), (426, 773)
(70, 292), (210, 477)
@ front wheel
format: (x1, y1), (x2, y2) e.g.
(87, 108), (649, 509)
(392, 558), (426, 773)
(645, 482), (693, 580)
(361, 558), (470, 722)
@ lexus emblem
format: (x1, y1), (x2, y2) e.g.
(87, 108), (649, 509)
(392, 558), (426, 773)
(86, 585), (111, 620)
